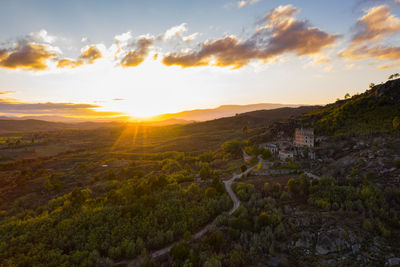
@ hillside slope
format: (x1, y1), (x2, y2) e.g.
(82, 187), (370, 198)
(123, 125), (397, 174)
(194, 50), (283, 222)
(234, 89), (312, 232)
(299, 78), (400, 135)
(182, 106), (319, 133)
(151, 103), (301, 122)
(0, 119), (121, 134)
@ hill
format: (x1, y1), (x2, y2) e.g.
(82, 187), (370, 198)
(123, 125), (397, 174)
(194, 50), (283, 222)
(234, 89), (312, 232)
(0, 119), (121, 134)
(298, 78), (400, 136)
(182, 106), (319, 132)
(150, 103), (301, 122)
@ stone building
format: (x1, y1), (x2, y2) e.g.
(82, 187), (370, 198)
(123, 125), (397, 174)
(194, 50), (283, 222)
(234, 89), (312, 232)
(294, 128), (315, 147)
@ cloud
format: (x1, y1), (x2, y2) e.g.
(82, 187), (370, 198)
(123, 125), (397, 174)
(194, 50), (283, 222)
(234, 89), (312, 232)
(0, 91), (15, 95)
(237, 0), (260, 8)
(355, 0), (400, 8)
(57, 58), (84, 68)
(162, 23), (188, 40)
(350, 5), (400, 44)
(340, 5), (400, 68)
(79, 45), (103, 63)
(162, 5), (337, 68)
(0, 43), (58, 71)
(183, 33), (199, 42)
(158, 23), (199, 44)
(112, 98), (125, 101)
(57, 45), (103, 68)
(115, 31), (133, 43)
(29, 29), (56, 44)
(0, 98), (123, 117)
(119, 36), (154, 67)
(377, 62), (400, 69)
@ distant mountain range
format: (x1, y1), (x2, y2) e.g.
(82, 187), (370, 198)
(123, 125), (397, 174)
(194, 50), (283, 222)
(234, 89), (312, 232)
(149, 103), (301, 122)
(0, 105), (318, 134)
(0, 103), (301, 124)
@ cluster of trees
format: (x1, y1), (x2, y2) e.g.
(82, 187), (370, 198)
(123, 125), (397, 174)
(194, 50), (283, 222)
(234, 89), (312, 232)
(283, 174), (400, 239)
(221, 139), (247, 159)
(0, 167), (232, 265)
(164, 170), (400, 266)
(164, 187), (286, 266)
(301, 77), (400, 136)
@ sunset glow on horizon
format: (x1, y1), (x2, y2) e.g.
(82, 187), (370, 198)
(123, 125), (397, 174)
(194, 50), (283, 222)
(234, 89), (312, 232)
(1, 0), (400, 120)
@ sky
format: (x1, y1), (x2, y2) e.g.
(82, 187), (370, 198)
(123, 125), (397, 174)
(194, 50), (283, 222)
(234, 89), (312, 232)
(1, 0), (400, 119)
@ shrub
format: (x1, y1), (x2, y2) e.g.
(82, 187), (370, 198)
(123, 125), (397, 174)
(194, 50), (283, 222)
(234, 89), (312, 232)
(170, 242), (190, 261)
(280, 191), (290, 201)
(362, 219), (374, 232)
(221, 139), (246, 158)
(274, 223), (286, 240)
(315, 199), (330, 210)
(240, 165), (247, 173)
(205, 187), (217, 198)
(287, 178), (299, 194)
(394, 159), (400, 169)
(235, 183), (255, 201)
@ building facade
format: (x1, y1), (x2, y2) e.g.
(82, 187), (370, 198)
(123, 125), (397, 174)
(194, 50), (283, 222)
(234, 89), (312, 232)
(279, 150), (294, 160)
(294, 128), (315, 147)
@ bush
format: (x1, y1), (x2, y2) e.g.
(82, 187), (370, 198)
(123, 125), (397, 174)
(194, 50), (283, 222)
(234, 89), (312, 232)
(274, 223), (286, 240)
(240, 165), (247, 173)
(205, 187), (217, 198)
(235, 183), (255, 201)
(280, 191), (290, 201)
(315, 199), (330, 210)
(394, 159), (400, 169)
(287, 178), (299, 194)
(170, 242), (190, 261)
(221, 139), (246, 158)
(362, 219), (374, 232)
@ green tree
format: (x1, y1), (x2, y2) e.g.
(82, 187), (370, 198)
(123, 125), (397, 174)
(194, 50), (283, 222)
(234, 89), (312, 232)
(235, 183), (255, 201)
(393, 116), (400, 130)
(287, 178), (298, 194)
(242, 125), (248, 136)
(205, 187), (217, 198)
(211, 176), (224, 194)
(221, 139), (245, 158)
(369, 82), (375, 89)
(240, 165), (247, 173)
(199, 163), (212, 180)
(171, 242), (190, 262)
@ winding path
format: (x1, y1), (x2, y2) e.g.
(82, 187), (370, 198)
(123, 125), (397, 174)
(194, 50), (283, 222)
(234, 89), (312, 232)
(149, 165), (256, 259)
(115, 158), (258, 266)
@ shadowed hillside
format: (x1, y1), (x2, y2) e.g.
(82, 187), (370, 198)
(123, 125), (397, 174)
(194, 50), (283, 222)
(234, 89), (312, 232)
(151, 103), (302, 122)
(0, 119), (122, 134)
(183, 106), (320, 132)
(298, 78), (400, 135)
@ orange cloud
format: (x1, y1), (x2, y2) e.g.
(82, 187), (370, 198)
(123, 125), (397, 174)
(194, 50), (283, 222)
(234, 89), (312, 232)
(57, 45), (102, 68)
(0, 43), (57, 71)
(340, 5), (400, 67)
(0, 98), (123, 117)
(79, 45), (102, 63)
(351, 5), (400, 44)
(0, 91), (15, 95)
(120, 37), (153, 67)
(57, 58), (84, 68)
(340, 44), (400, 61)
(162, 5), (337, 68)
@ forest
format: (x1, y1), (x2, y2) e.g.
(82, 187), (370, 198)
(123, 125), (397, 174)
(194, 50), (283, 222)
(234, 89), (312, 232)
(0, 79), (400, 266)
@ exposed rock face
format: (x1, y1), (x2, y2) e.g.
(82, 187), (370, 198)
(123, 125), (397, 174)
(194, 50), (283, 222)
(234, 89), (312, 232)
(315, 228), (353, 255)
(386, 257), (400, 266)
